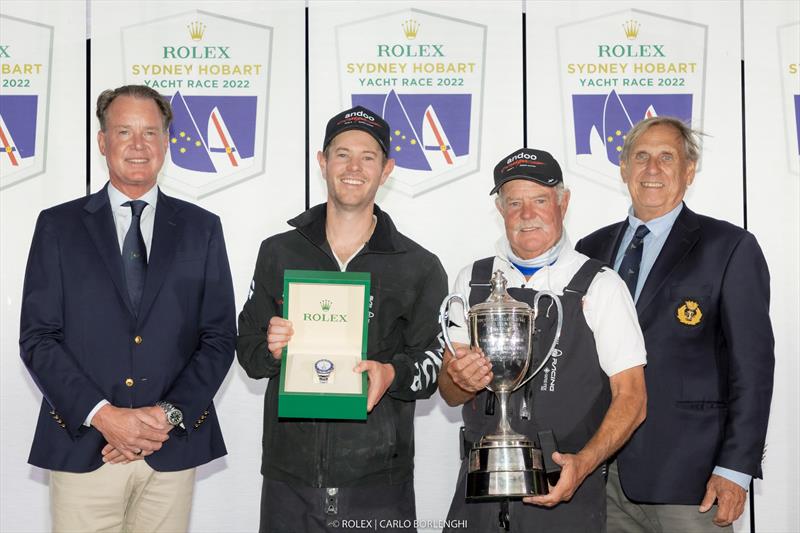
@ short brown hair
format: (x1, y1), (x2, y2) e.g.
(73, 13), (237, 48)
(96, 85), (173, 131)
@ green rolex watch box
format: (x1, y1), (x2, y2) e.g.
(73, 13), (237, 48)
(278, 269), (370, 420)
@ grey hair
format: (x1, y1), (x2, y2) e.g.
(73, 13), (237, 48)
(620, 116), (702, 164)
(96, 85), (173, 132)
(496, 182), (568, 209)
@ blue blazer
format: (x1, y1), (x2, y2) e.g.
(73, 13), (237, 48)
(576, 204), (774, 504)
(19, 184), (236, 473)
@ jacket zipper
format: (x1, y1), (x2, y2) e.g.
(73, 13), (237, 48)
(316, 422), (327, 488)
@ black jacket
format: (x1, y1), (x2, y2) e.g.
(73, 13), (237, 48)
(237, 203), (448, 487)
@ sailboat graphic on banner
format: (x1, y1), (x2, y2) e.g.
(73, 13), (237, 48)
(0, 98), (36, 173)
(0, 113), (21, 167)
(601, 90), (635, 163)
(422, 105), (456, 171)
(354, 89), (471, 173)
(573, 90), (692, 168)
(167, 91), (257, 177)
(208, 106), (241, 170)
(381, 89), (429, 171)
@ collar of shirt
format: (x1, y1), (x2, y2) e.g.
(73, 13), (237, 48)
(107, 182), (159, 216)
(495, 233), (578, 291)
(107, 182), (159, 257)
(614, 202), (684, 302)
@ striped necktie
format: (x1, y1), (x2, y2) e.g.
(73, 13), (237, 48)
(618, 224), (650, 298)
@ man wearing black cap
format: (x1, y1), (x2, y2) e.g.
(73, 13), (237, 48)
(439, 148), (647, 532)
(237, 106), (447, 532)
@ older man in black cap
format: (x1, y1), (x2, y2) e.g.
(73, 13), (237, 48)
(439, 148), (647, 532)
(237, 106), (448, 532)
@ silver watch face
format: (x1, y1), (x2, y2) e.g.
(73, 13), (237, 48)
(314, 359), (334, 381)
(167, 408), (183, 426)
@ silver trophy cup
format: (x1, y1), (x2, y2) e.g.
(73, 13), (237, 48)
(440, 270), (562, 499)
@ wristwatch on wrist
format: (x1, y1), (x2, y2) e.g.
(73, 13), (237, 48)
(156, 401), (185, 429)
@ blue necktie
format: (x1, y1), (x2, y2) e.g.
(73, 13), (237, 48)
(618, 224), (650, 298)
(122, 200), (148, 312)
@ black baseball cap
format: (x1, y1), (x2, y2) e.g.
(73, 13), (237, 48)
(490, 148), (563, 195)
(323, 106), (390, 156)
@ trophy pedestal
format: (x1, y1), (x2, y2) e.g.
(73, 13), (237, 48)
(466, 438), (548, 500)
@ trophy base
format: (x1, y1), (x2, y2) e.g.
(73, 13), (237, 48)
(465, 438), (548, 500)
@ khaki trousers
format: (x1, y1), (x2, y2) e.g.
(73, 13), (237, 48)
(50, 461), (195, 533)
(606, 461), (733, 533)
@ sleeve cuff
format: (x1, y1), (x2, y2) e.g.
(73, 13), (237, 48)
(713, 466), (751, 490)
(387, 358), (411, 393)
(85, 399), (110, 427)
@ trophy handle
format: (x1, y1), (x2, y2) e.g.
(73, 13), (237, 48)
(439, 293), (469, 356)
(518, 290), (563, 389)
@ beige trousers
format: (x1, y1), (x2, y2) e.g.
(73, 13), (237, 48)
(606, 461), (733, 533)
(50, 461), (195, 533)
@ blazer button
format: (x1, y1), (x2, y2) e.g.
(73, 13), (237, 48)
(134, 335), (143, 345)
(125, 378), (134, 387)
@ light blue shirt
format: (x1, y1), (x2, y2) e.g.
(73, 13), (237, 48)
(107, 182), (158, 259)
(613, 203), (683, 303)
(614, 202), (751, 491)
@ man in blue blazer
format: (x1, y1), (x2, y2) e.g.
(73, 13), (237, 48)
(576, 116), (774, 532)
(19, 85), (236, 532)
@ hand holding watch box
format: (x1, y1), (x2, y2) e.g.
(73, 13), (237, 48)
(278, 270), (370, 420)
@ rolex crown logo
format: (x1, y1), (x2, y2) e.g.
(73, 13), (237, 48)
(622, 19), (640, 40)
(402, 19), (420, 40)
(187, 21), (206, 41)
(320, 299), (332, 312)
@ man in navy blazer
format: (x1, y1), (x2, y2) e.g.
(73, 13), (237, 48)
(576, 116), (774, 532)
(19, 85), (236, 532)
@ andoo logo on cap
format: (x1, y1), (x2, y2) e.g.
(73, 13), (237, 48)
(344, 110), (376, 122)
(507, 152), (538, 165)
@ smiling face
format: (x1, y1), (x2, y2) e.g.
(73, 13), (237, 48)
(621, 123), (696, 222)
(317, 129), (394, 212)
(97, 95), (168, 198)
(497, 179), (570, 260)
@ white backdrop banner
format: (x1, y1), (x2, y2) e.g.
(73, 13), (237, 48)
(0, 13), (53, 189)
(335, 8), (486, 196)
(557, 9), (705, 189)
(0, 2), (86, 533)
(527, 0), (743, 242)
(2, 1), (798, 532)
(744, 2), (800, 533)
(778, 20), (799, 176)
(121, 11), (272, 198)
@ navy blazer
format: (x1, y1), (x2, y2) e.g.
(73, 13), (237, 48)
(19, 184), (236, 473)
(576, 204), (774, 504)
